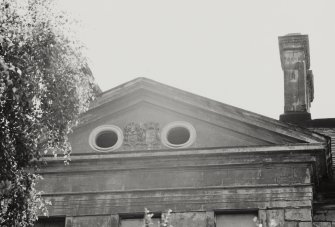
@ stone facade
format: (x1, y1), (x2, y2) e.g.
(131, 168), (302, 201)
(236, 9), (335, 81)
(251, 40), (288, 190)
(34, 77), (332, 227)
(35, 34), (335, 227)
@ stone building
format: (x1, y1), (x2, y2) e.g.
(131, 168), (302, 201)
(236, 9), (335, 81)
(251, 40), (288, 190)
(35, 34), (335, 227)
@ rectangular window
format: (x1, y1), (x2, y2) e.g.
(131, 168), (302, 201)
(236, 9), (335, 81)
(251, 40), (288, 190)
(34, 217), (65, 227)
(216, 213), (258, 227)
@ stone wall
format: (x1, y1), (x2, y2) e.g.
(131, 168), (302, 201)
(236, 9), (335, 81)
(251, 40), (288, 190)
(38, 148), (316, 217)
(254, 208), (312, 227)
(61, 209), (316, 227)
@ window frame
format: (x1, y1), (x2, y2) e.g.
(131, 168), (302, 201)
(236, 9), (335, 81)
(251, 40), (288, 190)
(161, 121), (196, 149)
(88, 125), (123, 152)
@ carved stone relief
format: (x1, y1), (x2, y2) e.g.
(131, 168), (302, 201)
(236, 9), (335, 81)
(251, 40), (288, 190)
(123, 122), (160, 150)
(123, 122), (145, 148)
(144, 122), (160, 149)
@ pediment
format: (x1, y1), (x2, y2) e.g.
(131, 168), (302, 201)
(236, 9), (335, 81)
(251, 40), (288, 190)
(69, 77), (326, 154)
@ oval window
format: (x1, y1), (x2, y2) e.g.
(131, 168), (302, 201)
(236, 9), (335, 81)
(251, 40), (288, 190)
(167, 126), (190, 145)
(89, 125), (123, 152)
(161, 121), (196, 148)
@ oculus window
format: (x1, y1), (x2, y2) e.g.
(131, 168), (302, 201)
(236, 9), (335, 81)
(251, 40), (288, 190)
(161, 121), (196, 148)
(89, 125), (123, 152)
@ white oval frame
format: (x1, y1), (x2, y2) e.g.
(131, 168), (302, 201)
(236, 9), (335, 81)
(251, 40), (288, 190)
(89, 125), (123, 152)
(161, 121), (196, 149)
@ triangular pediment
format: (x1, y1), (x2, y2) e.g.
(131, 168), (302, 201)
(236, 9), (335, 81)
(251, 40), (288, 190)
(69, 77), (326, 154)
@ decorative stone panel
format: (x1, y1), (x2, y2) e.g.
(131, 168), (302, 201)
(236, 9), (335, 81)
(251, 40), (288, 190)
(123, 122), (161, 150)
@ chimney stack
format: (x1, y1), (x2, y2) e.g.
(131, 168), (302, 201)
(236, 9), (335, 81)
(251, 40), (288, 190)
(278, 33), (314, 125)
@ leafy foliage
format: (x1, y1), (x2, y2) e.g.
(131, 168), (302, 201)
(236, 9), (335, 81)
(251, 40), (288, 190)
(0, 0), (98, 225)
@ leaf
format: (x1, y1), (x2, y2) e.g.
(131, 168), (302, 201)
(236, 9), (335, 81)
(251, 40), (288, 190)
(0, 0), (98, 225)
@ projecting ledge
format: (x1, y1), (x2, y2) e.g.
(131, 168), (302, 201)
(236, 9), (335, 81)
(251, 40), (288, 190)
(42, 143), (326, 162)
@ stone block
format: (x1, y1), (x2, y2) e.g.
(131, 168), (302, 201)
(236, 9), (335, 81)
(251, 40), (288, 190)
(110, 215), (119, 227)
(285, 209), (312, 221)
(267, 209), (285, 227)
(298, 222), (312, 227)
(259, 210), (267, 227)
(205, 212), (215, 227)
(284, 221), (298, 227)
(313, 222), (331, 227)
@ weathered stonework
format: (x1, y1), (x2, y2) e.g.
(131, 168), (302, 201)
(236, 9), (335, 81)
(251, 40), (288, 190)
(313, 222), (332, 227)
(278, 34), (314, 123)
(256, 208), (314, 227)
(266, 209), (285, 227)
(298, 222), (313, 227)
(65, 216), (112, 227)
(34, 77), (332, 227)
(169, 212), (208, 227)
(122, 121), (161, 150)
(285, 221), (299, 227)
(314, 210), (335, 222)
(285, 209), (312, 222)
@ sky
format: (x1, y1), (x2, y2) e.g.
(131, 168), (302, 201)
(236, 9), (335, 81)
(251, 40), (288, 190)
(57, 0), (335, 120)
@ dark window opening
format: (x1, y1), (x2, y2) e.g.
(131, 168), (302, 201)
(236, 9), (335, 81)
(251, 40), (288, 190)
(167, 126), (190, 145)
(34, 217), (65, 227)
(96, 130), (118, 148)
